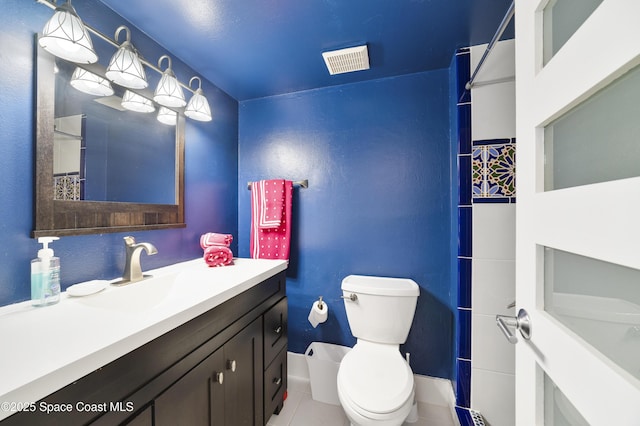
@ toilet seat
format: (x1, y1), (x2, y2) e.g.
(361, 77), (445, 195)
(337, 345), (414, 417)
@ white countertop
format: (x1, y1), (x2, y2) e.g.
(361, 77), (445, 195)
(0, 258), (287, 420)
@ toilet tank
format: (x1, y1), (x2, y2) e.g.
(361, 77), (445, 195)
(341, 275), (419, 344)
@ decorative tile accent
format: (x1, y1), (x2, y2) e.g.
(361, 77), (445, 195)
(472, 143), (515, 200)
(54, 175), (81, 200)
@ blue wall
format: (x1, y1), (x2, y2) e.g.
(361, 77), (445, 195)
(0, 0), (239, 306)
(2, 0), (459, 381)
(238, 72), (455, 379)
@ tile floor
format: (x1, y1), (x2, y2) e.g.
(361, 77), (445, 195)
(267, 376), (457, 426)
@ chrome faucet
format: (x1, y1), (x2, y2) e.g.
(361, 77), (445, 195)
(114, 236), (158, 286)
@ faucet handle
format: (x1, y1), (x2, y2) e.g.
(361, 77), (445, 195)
(124, 236), (136, 246)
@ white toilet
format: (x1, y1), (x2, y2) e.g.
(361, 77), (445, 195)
(337, 275), (420, 426)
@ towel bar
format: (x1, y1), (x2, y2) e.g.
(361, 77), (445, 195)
(247, 179), (308, 190)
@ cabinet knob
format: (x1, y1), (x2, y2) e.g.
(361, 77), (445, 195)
(273, 377), (282, 386)
(226, 359), (237, 372)
(274, 326), (282, 334)
(213, 372), (224, 384)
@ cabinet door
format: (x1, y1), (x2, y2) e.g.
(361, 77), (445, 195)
(223, 319), (263, 426)
(154, 348), (225, 426)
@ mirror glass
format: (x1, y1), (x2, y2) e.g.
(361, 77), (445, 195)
(54, 58), (176, 204)
(34, 34), (185, 237)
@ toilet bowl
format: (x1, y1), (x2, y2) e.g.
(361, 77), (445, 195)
(337, 342), (415, 426)
(337, 275), (420, 426)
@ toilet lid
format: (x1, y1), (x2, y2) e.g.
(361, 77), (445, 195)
(339, 347), (413, 415)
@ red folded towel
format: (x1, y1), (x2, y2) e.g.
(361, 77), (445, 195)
(250, 179), (293, 260)
(203, 245), (234, 267)
(200, 232), (233, 249)
(257, 179), (286, 229)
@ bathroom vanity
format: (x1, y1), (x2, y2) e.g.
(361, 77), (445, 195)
(0, 258), (288, 425)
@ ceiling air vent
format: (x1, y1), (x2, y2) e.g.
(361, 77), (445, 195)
(322, 45), (370, 75)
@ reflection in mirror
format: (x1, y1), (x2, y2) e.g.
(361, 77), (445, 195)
(54, 58), (176, 204)
(34, 34), (185, 237)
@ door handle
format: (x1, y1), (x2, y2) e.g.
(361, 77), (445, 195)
(226, 359), (237, 372)
(496, 308), (531, 344)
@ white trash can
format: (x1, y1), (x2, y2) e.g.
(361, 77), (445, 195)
(305, 342), (351, 405)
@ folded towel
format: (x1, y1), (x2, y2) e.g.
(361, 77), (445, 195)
(203, 245), (234, 267)
(200, 233), (233, 249)
(250, 179), (293, 260)
(258, 179), (285, 229)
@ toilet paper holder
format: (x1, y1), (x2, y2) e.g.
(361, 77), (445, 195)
(317, 296), (324, 309)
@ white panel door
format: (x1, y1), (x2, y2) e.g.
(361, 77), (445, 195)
(515, 0), (640, 424)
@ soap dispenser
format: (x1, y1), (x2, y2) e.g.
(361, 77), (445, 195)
(31, 236), (61, 307)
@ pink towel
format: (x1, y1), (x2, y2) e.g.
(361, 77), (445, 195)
(250, 179), (293, 260)
(200, 232), (233, 249)
(257, 179), (285, 229)
(203, 245), (234, 267)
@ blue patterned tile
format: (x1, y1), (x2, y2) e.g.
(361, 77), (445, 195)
(458, 207), (472, 257)
(458, 258), (472, 309)
(458, 309), (471, 360)
(472, 143), (516, 201)
(456, 359), (471, 408)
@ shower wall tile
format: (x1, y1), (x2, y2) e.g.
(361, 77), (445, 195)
(469, 39), (515, 85)
(471, 313), (515, 374)
(458, 309), (472, 360)
(472, 204), (515, 261)
(459, 154), (472, 205)
(471, 82), (516, 141)
(458, 258), (472, 309)
(471, 369), (515, 426)
(458, 207), (473, 257)
(456, 359), (471, 408)
(454, 39), (515, 426)
(472, 259), (515, 316)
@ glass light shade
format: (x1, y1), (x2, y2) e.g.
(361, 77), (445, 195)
(185, 89), (212, 121)
(39, 0), (98, 64)
(105, 26), (147, 89)
(70, 67), (114, 96)
(121, 90), (155, 113)
(157, 107), (177, 126)
(154, 56), (186, 107)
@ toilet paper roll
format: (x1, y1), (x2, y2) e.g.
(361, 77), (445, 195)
(308, 300), (328, 328)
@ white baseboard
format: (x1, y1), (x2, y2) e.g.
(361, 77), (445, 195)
(287, 351), (457, 420)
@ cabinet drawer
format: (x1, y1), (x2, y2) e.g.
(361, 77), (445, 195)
(264, 346), (287, 419)
(263, 297), (287, 366)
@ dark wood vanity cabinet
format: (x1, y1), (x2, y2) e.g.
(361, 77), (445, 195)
(153, 318), (263, 426)
(1, 271), (287, 426)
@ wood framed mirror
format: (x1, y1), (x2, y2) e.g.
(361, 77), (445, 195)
(33, 36), (185, 237)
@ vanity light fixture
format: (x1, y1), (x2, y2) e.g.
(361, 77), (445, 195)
(184, 76), (212, 122)
(153, 55), (186, 108)
(157, 107), (177, 126)
(38, 0), (98, 64)
(70, 67), (114, 96)
(121, 90), (155, 113)
(105, 26), (148, 89)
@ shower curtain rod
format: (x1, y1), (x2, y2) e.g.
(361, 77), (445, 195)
(465, 1), (515, 91)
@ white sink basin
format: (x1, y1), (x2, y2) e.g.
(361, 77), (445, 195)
(72, 273), (178, 313)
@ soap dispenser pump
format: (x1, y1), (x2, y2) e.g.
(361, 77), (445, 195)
(31, 236), (61, 307)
